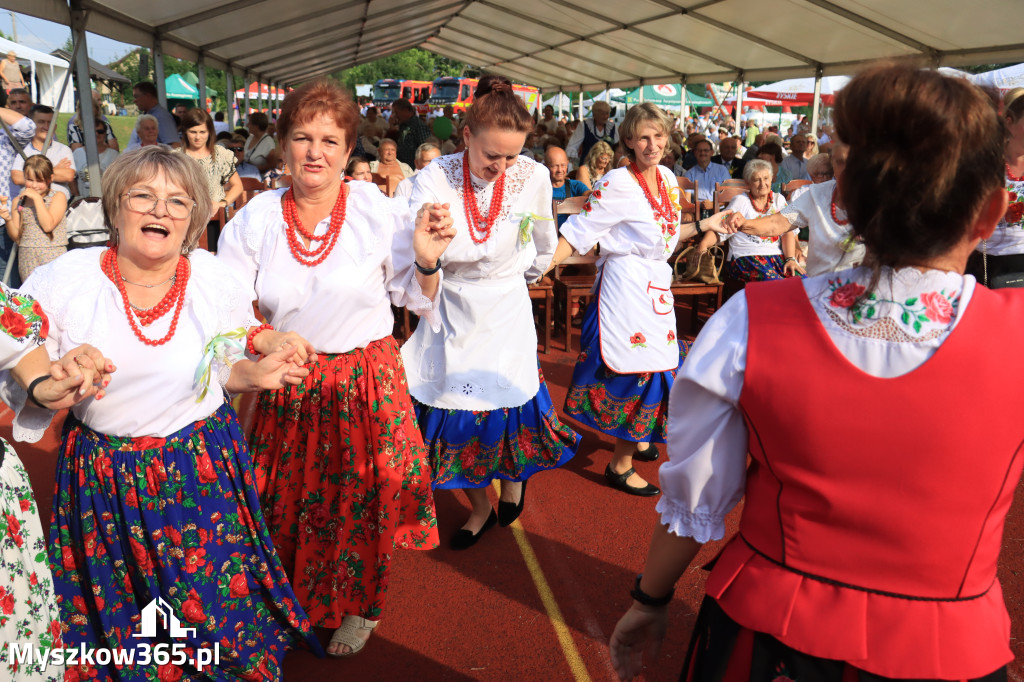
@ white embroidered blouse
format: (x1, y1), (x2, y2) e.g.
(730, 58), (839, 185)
(719, 192), (789, 260)
(780, 179), (866, 276)
(659, 266), (972, 542)
(217, 183), (441, 354)
(12, 248), (258, 440)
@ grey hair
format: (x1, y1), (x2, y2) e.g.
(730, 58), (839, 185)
(743, 158), (773, 184)
(806, 152), (832, 178)
(135, 114), (159, 133)
(415, 142), (440, 163)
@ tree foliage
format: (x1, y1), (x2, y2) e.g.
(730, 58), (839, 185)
(330, 48), (464, 95)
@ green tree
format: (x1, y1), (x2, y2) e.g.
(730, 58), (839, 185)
(330, 48), (464, 95)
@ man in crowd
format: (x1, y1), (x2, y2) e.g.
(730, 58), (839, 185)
(685, 137), (731, 217)
(391, 98), (430, 167)
(213, 111), (230, 135)
(744, 119), (759, 147)
(0, 96), (34, 286)
(223, 135), (261, 180)
(7, 88), (30, 117)
(545, 146), (589, 227)
(365, 106), (389, 138)
(128, 82), (178, 146)
(540, 104), (560, 134)
(72, 120), (118, 197)
(567, 100), (617, 166)
(779, 133), (811, 181)
(395, 142), (441, 201)
(711, 136), (745, 178)
(11, 105), (75, 200)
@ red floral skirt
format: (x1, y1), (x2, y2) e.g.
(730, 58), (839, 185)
(251, 337), (439, 628)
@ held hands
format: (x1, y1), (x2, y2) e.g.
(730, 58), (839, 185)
(701, 210), (735, 234)
(252, 330), (317, 365)
(413, 202), (456, 269)
(608, 603), (670, 681)
(247, 345), (312, 390)
(42, 345), (117, 409)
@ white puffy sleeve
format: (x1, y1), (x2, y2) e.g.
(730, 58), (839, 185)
(779, 186), (813, 229)
(559, 174), (617, 255)
(217, 191), (274, 290)
(379, 187), (443, 331)
(656, 291), (751, 542)
(524, 164), (556, 283)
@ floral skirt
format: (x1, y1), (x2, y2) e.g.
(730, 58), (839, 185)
(723, 255), (788, 283)
(414, 367), (581, 489)
(51, 403), (320, 682)
(682, 596), (1006, 682)
(564, 300), (691, 443)
(251, 337), (439, 629)
(1, 445), (63, 682)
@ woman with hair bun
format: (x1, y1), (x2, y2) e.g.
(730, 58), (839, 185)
(610, 63), (1016, 681)
(402, 75), (581, 550)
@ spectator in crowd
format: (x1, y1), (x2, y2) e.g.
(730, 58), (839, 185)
(780, 133), (811, 181)
(127, 81), (179, 146)
(6, 87), (30, 116)
(744, 119), (759, 147)
(175, 108), (243, 250)
(67, 91), (119, 152)
(545, 146), (589, 227)
(225, 134), (261, 180)
(394, 142), (440, 201)
(3, 155), (67, 280)
(369, 138), (413, 180)
(359, 121), (380, 160)
(577, 140), (614, 189)
(243, 111), (277, 176)
(539, 104), (560, 134)
(804, 132), (819, 159)
(72, 121), (119, 197)
(391, 98), (430, 167)
(789, 151), (833, 202)
(685, 137), (731, 214)
(172, 103), (188, 120)
(756, 140), (788, 192)
(818, 123), (834, 146)
(711, 135), (744, 178)
(11, 105), (75, 200)
(124, 114), (167, 152)
(0, 94), (34, 287)
(1, 51), (24, 93)
(364, 105), (389, 138)
(213, 111), (230, 135)
(345, 156), (373, 182)
(567, 100), (617, 166)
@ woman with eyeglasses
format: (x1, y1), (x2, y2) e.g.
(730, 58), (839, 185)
(17, 147), (323, 680)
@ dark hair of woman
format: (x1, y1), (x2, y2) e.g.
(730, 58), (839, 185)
(181, 108), (216, 153)
(834, 63), (1003, 274)
(757, 142), (783, 164)
(465, 75), (532, 135)
(345, 156), (368, 175)
(277, 80), (359, 154)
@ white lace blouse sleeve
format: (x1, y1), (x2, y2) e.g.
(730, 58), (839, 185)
(779, 187), (813, 229)
(559, 173), (617, 255)
(656, 291), (751, 542)
(524, 165), (556, 283)
(380, 187), (443, 331)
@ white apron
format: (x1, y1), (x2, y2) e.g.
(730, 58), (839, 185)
(596, 253), (678, 374)
(402, 273), (540, 411)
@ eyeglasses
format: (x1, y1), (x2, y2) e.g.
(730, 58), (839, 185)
(122, 190), (195, 219)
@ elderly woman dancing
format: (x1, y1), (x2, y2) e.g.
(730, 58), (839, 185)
(551, 103), (731, 496)
(19, 147), (321, 681)
(402, 75), (581, 549)
(219, 80), (453, 657)
(611, 63), (1017, 682)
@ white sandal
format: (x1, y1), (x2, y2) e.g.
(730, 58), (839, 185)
(328, 615), (379, 657)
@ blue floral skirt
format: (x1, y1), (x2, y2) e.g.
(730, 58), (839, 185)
(564, 298), (691, 443)
(414, 368), (581, 489)
(723, 254), (788, 282)
(51, 403), (321, 681)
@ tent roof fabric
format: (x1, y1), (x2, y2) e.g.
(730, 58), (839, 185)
(0, 36), (68, 69)
(8, 0), (1024, 90)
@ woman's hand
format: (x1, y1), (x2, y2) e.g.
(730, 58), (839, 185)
(783, 258), (805, 277)
(229, 345), (311, 393)
(251, 329), (317, 365)
(701, 210), (735, 234)
(40, 345), (116, 409)
(725, 212), (748, 232)
(609, 603), (670, 681)
(413, 202), (456, 267)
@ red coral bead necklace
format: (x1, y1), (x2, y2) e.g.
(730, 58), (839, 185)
(282, 186), (347, 266)
(102, 247), (190, 346)
(462, 150), (506, 244)
(830, 186), (849, 225)
(629, 162), (677, 225)
(752, 191), (774, 215)
(1006, 162), (1024, 183)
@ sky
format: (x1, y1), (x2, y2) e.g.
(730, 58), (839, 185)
(2, 10), (138, 64)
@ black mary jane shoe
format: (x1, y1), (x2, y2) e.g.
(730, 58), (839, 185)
(498, 480), (527, 527)
(631, 444), (660, 462)
(450, 509), (498, 551)
(604, 465), (660, 497)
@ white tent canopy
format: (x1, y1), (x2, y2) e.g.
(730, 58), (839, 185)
(971, 63), (1024, 92)
(5, 0), (1024, 91)
(0, 37), (73, 112)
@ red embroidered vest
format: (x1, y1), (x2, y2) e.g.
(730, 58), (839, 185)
(706, 277), (1024, 679)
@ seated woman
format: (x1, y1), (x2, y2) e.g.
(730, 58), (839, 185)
(611, 62), (1018, 682)
(756, 140), (789, 192)
(577, 140), (614, 189)
(345, 156), (374, 183)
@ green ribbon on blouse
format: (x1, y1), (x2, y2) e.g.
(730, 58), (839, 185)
(193, 327), (247, 402)
(513, 212), (552, 246)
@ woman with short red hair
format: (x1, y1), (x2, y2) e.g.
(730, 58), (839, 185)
(219, 80), (456, 657)
(402, 75), (581, 550)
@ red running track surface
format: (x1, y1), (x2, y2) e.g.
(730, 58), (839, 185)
(8, 344), (1024, 681)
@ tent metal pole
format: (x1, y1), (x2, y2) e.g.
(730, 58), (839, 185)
(153, 38), (166, 109)
(197, 52), (207, 111)
(577, 90), (583, 121)
(736, 71), (745, 133)
(680, 77), (687, 123)
(243, 73), (250, 121)
(29, 61), (36, 105)
(41, 37), (81, 155)
(557, 90), (563, 119)
(225, 68), (234, 128)
(810, 65), (823, 144)
(70, 0), (100, 198)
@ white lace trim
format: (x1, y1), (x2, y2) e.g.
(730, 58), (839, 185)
(655, 496), (726, 544)
(437, 153), (536, 226)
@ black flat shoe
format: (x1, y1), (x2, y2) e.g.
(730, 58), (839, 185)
(604, 465), (660, 497)
(632, 444), (660, 462)
(498, 480), (527, 527)
(450, 509), (498, 550)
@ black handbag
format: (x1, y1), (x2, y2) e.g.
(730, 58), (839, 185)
(982, 240), (1024, 288)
